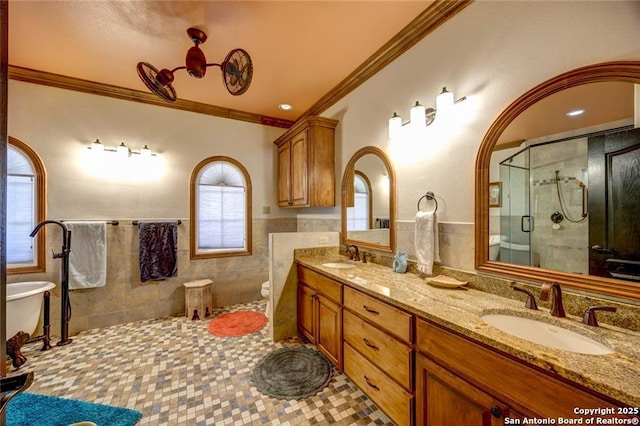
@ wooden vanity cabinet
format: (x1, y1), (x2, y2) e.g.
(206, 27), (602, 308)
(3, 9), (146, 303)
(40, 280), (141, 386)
(342, 286), (414, 426)
(275, 116), (338, 208)
(416, 353), (521, 425)
(415, 318), (632, 425)
(296, 265), (342, 367)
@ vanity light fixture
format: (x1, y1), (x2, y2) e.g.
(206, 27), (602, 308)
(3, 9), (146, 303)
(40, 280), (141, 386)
(88, 139), (157, 157)
(388, 87), (466, 139)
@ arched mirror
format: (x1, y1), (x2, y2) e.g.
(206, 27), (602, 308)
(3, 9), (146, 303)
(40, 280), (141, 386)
(475, 61), (640, 301)
(342, 146), (396, 253)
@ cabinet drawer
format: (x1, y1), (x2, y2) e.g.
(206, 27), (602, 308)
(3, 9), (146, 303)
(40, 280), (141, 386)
(344, 286), (412, 342)
(344, 343), (413, 426)
(297, 265), (342, 303)
(416, 318), (629, 419)
(343, 310), (412, 390)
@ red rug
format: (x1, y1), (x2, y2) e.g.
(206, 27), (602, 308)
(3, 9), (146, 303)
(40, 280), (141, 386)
(207, 311), (267, 337)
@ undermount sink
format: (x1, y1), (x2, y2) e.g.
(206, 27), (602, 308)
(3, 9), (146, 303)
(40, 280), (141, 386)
(321, 262), (356, 269)
(481, 311), (613, 355)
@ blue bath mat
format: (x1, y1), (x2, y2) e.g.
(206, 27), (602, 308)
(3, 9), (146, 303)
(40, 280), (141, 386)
(6, 392), (142, 426)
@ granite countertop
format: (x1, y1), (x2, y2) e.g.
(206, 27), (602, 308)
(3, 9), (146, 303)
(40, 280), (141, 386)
(295, 253), (640, 407)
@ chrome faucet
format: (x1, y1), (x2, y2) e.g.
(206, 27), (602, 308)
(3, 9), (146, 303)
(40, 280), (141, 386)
(539, 282), (566, 317)
(345, 244), (360, 261)
(510, 282), (538, 310)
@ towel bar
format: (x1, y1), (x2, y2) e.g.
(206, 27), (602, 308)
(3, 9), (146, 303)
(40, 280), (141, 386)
(62, 220), (119, 225)
(132, 220), (182, 225)
(417, 191), (438, 213)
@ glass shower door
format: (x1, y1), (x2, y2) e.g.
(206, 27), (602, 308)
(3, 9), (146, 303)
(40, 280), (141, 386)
(499, 149), (532, 266)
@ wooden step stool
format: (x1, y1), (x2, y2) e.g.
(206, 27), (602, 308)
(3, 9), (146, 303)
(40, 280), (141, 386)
(183, 279), (213, 320)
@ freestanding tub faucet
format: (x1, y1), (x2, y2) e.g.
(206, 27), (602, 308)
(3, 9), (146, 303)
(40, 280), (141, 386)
(539, 281), (566, 318)
(30, 220), (73, 346)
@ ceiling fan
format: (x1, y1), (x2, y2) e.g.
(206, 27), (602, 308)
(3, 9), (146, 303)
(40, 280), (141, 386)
(136, 27), (253, 103)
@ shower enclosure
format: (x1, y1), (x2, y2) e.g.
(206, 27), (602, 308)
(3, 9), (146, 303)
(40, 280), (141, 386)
(499, 137), (589, 274)
(497, 127), (640, 280)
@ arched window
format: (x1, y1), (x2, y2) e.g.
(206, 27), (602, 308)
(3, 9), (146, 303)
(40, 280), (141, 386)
(190, 156), (252, 259)
(7, 137), (46, 274)
(347, 171), (372, 230)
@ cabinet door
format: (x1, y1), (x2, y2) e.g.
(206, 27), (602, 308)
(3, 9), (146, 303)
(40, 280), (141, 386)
(297, 283), (315, 342)
(416, 353), (512, 426)
(316, 293), (342, 368)
(277, 141), (292, 206)
(290, 130), (309, 206)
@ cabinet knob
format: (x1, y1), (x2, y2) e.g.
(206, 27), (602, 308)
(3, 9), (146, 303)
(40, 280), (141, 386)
(490, 407), (503, 418)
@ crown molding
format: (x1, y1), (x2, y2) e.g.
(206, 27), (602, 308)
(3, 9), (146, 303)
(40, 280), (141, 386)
(8, 65), (294, 129)
(301, 0), (474, 119)
(8, 1), (472, 130)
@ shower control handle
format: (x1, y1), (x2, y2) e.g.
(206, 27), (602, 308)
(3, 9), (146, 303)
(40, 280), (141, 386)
(591, 245), (617, 256)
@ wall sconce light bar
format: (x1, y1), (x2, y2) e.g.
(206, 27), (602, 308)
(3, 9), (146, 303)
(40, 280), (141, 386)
(88, 139), (157, 157)
(388, 87), (466, 139)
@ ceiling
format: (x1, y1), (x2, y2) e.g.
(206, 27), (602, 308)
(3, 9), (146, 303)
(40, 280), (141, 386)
(497, 82), (635, 148)
(8, 1), (433, 124)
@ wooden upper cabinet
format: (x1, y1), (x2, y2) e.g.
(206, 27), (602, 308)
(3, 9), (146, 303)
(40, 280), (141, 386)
(274, 116), (338, 208)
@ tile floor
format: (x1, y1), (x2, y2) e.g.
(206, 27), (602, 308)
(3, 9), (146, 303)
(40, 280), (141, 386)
(15, 300), (393, 425)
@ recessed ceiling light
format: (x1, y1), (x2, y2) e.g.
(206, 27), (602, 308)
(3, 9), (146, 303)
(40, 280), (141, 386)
(278, 104), (293, 111)
(566, 109), (586, 117)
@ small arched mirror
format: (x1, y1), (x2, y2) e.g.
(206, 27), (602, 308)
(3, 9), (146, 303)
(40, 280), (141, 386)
(341, 146), (396, 252)
(475, 61), (640, 301)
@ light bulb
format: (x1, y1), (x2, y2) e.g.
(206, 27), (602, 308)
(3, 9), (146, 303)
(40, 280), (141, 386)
(140, 145), (152, 157)
(388, 112), (402, 140)
(116, 142), (130, 158)
(409, 101), (426, 131)
(436, 87), (455, 118)
(91, 139), (104, 153)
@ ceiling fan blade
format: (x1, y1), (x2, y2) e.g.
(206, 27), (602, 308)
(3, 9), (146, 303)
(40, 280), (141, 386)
(136, 62), (177, 103)
(221, 49), (253, 96)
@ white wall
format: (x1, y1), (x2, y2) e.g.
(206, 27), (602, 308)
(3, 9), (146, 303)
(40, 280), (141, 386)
(9, 81), (289, 221)
(8, 0), (640, 280)
(323, 1), (640, 228)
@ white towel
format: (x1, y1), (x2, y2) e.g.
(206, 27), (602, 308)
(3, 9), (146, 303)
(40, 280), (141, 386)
(66, 221), (107, 289)
(415, 211), (440, 276)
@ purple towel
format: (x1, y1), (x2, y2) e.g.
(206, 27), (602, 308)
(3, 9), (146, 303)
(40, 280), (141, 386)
(138, 221), (178, 282)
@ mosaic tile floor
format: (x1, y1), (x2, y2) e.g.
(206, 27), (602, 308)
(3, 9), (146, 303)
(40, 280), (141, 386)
(15, 300), (393, 425)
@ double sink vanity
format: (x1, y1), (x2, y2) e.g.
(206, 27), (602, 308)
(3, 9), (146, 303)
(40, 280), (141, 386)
(295, 248), (640, 425)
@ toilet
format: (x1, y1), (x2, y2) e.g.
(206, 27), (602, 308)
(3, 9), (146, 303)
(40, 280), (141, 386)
(261, 281), (270, 318)
(489, 234), (501, 261)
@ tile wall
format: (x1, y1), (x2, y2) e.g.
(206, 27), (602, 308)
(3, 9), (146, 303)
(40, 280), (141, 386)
(8, 218), (296, 337)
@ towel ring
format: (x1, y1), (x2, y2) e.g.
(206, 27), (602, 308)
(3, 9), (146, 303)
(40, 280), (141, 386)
(417, 191), (438, 213)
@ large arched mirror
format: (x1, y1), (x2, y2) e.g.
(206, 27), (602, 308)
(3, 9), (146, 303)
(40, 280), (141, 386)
(342, 146), (396, 253)
(475, 61), (640, 301)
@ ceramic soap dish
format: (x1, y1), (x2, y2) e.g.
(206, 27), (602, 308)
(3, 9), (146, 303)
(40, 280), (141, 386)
(427, 275), (468, 289)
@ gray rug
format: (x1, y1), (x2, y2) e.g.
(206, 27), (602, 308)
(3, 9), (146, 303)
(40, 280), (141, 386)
(251, 346), (332, 400)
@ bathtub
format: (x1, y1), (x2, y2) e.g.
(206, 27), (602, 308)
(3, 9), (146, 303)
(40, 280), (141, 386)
(6, 281), (56, 339)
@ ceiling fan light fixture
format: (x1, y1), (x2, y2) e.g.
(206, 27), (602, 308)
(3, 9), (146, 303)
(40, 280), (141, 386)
(136, 27), (253, 102)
